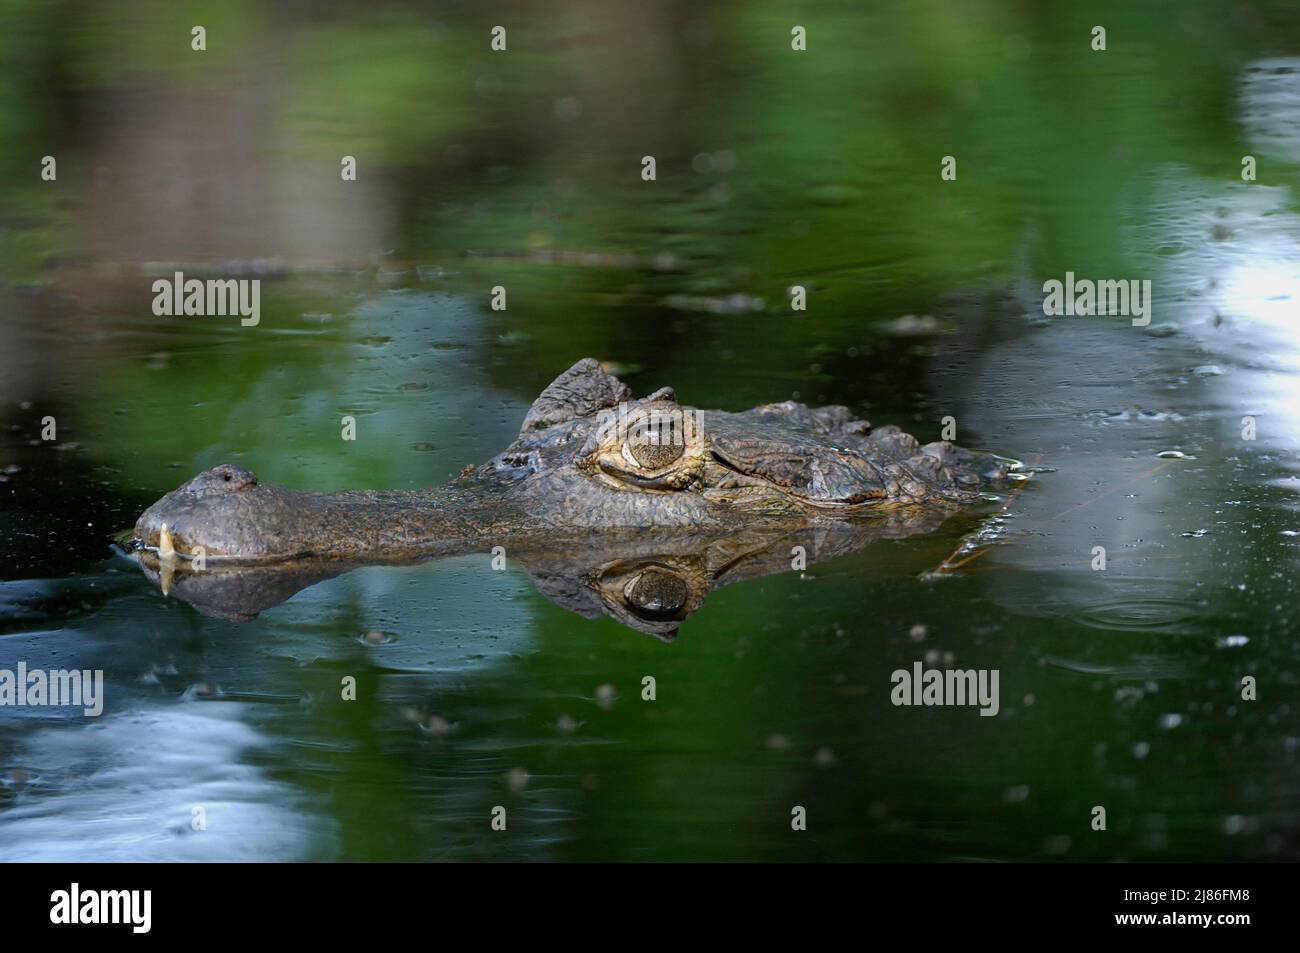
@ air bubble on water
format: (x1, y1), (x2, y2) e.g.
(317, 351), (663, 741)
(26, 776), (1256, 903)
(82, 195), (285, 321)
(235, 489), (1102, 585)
(1159, 713), (1184, 730)
(553, 97), (582, 122)
(1216, 634), (1249, 648)
(1133, 741), (1151, 759)
(506, 767), (529, 792)
(414, 714), (450, 737)
(1042, 835), (1072, 856)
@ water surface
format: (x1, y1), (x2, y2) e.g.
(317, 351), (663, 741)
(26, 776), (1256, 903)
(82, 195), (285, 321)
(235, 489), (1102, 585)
(1, 0), (1298, 861)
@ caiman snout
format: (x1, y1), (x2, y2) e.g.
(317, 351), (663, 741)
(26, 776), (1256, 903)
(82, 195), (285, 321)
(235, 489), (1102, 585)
(134, 463), (274, 561)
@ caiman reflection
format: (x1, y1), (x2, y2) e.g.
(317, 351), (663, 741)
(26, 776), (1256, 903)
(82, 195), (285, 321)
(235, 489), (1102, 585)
(136, 517), (958, 638)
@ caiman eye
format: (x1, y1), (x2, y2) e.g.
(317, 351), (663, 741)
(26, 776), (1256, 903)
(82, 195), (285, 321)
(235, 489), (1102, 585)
(622, 415), (686, 471)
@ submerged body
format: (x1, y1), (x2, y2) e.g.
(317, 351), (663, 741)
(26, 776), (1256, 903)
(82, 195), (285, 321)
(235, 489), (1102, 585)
(133, 358), (1011, 563)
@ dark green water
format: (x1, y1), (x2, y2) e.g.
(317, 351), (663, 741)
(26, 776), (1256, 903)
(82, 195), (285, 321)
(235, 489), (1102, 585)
(1, 0), (1298, 861)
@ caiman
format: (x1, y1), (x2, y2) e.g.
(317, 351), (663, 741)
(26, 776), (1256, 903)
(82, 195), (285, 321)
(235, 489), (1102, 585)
(133, 358), (1011, 566)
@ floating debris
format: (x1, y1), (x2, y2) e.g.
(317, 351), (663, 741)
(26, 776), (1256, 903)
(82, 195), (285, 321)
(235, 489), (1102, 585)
(1084, 408), (1185, 423)
(804, 183), (864, 206)
(662, 292), (766, 315)
(881, 314), (944, 336)
(463, 248), (682, 272)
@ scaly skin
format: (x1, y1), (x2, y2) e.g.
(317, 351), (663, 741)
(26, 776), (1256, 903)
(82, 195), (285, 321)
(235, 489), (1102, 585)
(133, 358), (1010, 564)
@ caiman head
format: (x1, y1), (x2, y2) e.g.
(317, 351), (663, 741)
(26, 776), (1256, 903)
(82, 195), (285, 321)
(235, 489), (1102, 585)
(133, 358), (1009, 563)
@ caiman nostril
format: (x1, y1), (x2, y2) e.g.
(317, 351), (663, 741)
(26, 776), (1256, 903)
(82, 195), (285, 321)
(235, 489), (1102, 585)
(199, 463), (258, 491)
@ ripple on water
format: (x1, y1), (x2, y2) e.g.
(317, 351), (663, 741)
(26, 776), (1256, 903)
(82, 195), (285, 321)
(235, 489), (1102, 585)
(1074, 598), (1204, 635)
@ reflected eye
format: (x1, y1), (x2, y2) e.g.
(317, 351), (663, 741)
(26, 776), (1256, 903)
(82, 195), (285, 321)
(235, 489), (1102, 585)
(623, 569), (689, 617)
(622, 415), (686, 471)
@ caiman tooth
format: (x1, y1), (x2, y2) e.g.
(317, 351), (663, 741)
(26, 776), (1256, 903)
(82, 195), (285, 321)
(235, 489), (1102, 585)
(159, 560), (174, 597)
(158, 523), (176, 560)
